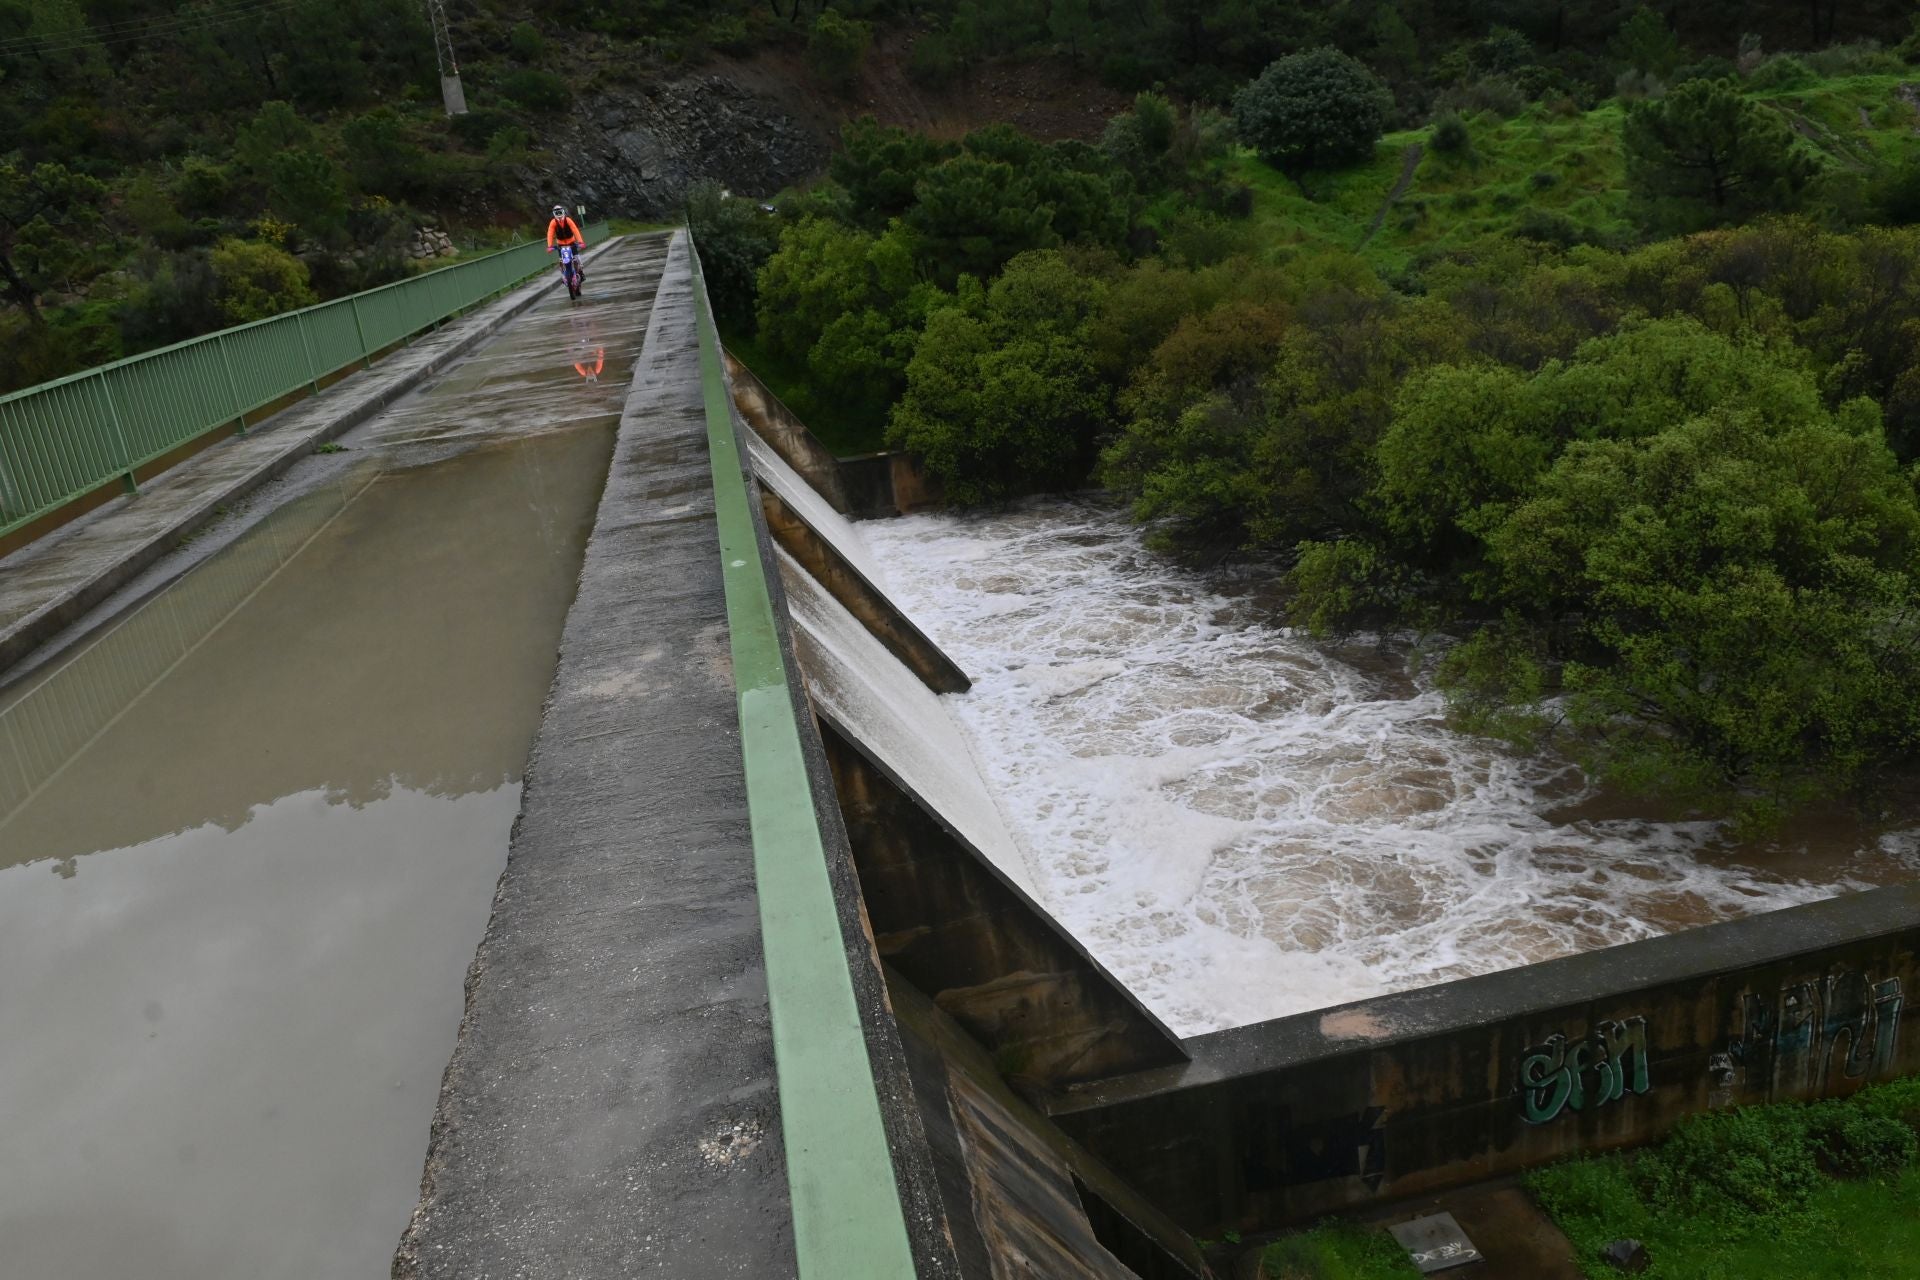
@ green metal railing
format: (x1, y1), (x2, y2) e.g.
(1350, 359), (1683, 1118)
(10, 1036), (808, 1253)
(0, 222), (607, 537)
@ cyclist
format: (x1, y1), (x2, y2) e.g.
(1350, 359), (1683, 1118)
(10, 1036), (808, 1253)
(547, 205), (585, 288)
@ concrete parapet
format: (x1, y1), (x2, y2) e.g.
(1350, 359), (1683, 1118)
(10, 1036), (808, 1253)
(724, 348), (854, 513)
(1051, 885), (1920, 1237)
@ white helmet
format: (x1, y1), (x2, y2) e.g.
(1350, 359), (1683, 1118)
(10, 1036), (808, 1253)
(551, 205), (566, 221)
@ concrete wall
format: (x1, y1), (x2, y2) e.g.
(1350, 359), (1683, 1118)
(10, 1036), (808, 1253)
(724, 349), (855, 513)
(1050, 886), (1920, 1236)
(840, 451), (945, 519)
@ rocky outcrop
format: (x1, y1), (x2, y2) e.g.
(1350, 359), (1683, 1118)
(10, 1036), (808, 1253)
(408, 228), (460, 260)
(539, 72), (831, 218)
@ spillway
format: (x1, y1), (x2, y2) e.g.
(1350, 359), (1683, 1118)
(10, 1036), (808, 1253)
(860, 498), (1920, 1036)
(0, 239), (664, 1280)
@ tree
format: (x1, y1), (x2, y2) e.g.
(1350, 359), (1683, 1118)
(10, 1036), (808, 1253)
(906, 154), (1057, 285)
(1231, 47), (1392, 186)
(0, 157), (106, 320)
(685, 180), (778, 332)
(889, 251), (1112, 502)
(1470, 404), (1920, 816)
(829, 117), (956, 229)
(1611, 6), (1682, 79)
(1622, 78), (1817, 231)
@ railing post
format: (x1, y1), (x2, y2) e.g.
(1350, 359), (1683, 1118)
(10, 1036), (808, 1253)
(97, 376), (139, 495)
(296, 312), (321, 393)
(350, 296), (372, 368)
(215, 334), (247, 434)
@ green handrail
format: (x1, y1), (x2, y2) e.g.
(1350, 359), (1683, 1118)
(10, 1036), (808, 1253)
(688, 231), (921, 1279)
(0, 222), (607, 537)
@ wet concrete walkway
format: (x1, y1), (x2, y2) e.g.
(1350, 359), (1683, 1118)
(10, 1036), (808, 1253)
(0, 235), (626, 674)
(0, 235), (669, 1280)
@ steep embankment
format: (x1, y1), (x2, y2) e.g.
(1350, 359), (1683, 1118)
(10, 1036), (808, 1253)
(1229, 73), (1920, 272)
(544, 35), (1128, 217)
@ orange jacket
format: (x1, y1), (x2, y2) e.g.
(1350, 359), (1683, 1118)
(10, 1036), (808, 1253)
(547, 216), (583, 249)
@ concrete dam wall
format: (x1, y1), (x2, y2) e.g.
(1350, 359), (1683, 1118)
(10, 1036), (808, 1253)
(399, 230), (1920, 1276)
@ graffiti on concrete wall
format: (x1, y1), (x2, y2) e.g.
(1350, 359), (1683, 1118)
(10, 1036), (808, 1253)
(1730, 970), (1904, 1097)
(1517, 1016), (1651, 1124)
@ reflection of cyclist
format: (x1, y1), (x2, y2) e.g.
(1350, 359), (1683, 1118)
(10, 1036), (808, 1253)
(565, 309), (604, 382)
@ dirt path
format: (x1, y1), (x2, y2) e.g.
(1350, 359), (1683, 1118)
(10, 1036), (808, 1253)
(1359, 142), (1425, 249)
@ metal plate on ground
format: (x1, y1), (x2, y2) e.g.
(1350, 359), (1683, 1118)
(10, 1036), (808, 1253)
(1388, 1212), (1483, 1273)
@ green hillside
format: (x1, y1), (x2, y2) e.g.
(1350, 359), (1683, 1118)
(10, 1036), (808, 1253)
(1222, 72), (1920, 273)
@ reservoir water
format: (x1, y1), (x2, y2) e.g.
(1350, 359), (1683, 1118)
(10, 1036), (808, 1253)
(0, 239), (663, 1279)
(861, 498), (1920, 1037)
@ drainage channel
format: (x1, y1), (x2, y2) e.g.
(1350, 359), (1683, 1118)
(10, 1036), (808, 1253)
(0, 236), (665, 1280)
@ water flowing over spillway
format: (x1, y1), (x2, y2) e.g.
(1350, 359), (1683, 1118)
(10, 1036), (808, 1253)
(860, 499), (1920, 1037)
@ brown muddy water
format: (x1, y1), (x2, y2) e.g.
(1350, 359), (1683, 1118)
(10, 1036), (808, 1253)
(0, 241), (659, 1280)
(859, 498), (1920, 1037)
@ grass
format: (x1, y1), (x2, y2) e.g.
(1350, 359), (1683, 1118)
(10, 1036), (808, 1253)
(1529, 1076), (1920, 1279)
(1259, 1220), (1421, 1280)
(720, 327), (890, 456)
(1228, 73), (1920, 276)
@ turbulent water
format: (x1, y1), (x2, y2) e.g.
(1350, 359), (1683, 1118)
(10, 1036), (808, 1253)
(860, 498), (1920, 1037)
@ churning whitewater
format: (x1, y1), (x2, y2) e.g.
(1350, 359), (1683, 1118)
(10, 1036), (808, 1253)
(859, 498), (1918, 1037)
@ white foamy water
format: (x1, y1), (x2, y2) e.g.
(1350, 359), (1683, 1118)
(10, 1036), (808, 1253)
(861, 499), (1917, 1036)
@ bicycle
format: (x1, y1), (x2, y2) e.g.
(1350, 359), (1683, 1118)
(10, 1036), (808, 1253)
(556, 244), (583, 301)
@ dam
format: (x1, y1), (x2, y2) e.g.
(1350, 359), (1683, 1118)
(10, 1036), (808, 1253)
(2, 227), (1917, 1278)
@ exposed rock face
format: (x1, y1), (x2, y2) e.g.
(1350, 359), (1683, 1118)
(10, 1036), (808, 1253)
(539, 72), (831, 218)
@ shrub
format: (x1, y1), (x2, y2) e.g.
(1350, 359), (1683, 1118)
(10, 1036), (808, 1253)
(1436, 76), (1527, 119)
(907, 32), (966, 87)
(1430, 112), (1471, 155)
(1232, 47), (1392, 180)
(686, 180), (779, 332)
(1746, 53), (1815, 91)
(1805, 41), (1903, 78)
(501, 69), (571, 112)
(807, 10), (872, 96)
(507, 21), (545, 62)
(171, 156), (232, 219)
(1806, 1101), (1918, 1178)
(209, 237), (317, 324)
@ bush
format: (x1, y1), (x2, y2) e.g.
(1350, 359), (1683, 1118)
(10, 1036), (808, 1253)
(501, 69), (571, 112)
(686, 180), (779, 332)
(507, 21), (545, 62)
(171, 156), (232, 219)
(1746, 53), (1815, 91)
(209, 238), (317, 324)
(1806, 1101), (1918, 1178)
(1430, 112), (1471, 155)
(1436, 76), (1527, 119)
(908, 32), (966, 88)
(1232, 47), (1392, 180)
(1805, 41), (1903, 78)
(807, 10), (872, 96)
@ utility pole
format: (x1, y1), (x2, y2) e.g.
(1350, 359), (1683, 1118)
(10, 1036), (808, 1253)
(424, 0), (468, 116)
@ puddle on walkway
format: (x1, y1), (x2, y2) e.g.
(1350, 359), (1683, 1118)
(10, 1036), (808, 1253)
(0, 241), (662, 1279)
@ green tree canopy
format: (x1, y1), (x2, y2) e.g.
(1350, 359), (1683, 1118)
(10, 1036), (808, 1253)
(1622, 78), (1818, 231)
(1231, 47), (1391, 181)
(888, 251), (1113, 502)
